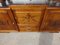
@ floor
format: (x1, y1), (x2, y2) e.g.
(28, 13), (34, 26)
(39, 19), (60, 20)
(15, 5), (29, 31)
(0, 32), (60, 45)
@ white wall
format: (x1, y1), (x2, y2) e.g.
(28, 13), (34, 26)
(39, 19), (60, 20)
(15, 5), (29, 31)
(0, 0), (48, 6)
(11, 0), (48, 4)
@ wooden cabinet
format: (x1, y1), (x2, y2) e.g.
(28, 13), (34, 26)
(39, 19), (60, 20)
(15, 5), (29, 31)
(10, 5), (47, 32)
(0, 8), (18, 32)
(1, 4), (60, 32)
(40, 7), (60, 32)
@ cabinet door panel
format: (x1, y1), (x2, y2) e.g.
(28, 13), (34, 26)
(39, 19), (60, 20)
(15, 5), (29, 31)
(0, 8), (18, 32)
(40, 7), (60, 32)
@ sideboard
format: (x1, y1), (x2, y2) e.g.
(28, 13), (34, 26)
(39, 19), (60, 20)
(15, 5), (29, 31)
(0, 4), (60, 32)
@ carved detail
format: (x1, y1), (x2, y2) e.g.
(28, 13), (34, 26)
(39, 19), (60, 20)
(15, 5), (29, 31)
(23, 13), (37, 22)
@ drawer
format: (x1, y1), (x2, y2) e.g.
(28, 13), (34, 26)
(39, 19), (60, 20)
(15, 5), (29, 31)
(40, 7), (60, 32)
(0, 8), (18, 32)
(18, 25), (39, 32)
(18, 25), (31, 32)
(15, 11), (42, 18)
(10, 5), (47, 11)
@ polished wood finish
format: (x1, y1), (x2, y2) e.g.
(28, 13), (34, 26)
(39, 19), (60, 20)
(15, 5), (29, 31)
(0, 7), (18, 32)
(10, 5), (47, 32)
(10, 5), (46, 11)
(40, 7), (60, 32)
(17, 11), (42, 32)
(0, 4), (60, 32)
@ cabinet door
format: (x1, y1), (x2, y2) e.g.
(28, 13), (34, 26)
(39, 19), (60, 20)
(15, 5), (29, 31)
(40, 7), (60, 32)
(0, 8), (18, 32)
(15, 11), (42, 32)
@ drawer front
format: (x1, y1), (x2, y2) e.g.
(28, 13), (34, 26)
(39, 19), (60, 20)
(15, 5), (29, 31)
(40, 8), (60, 32)
(18, 25), (39, 32)
(10, 5), (47, 11)
(0, 9), (17, 30)
(15, 11), (42, 32)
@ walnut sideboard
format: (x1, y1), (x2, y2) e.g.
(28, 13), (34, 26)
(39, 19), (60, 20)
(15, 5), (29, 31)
(0, 5), (60, 32)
